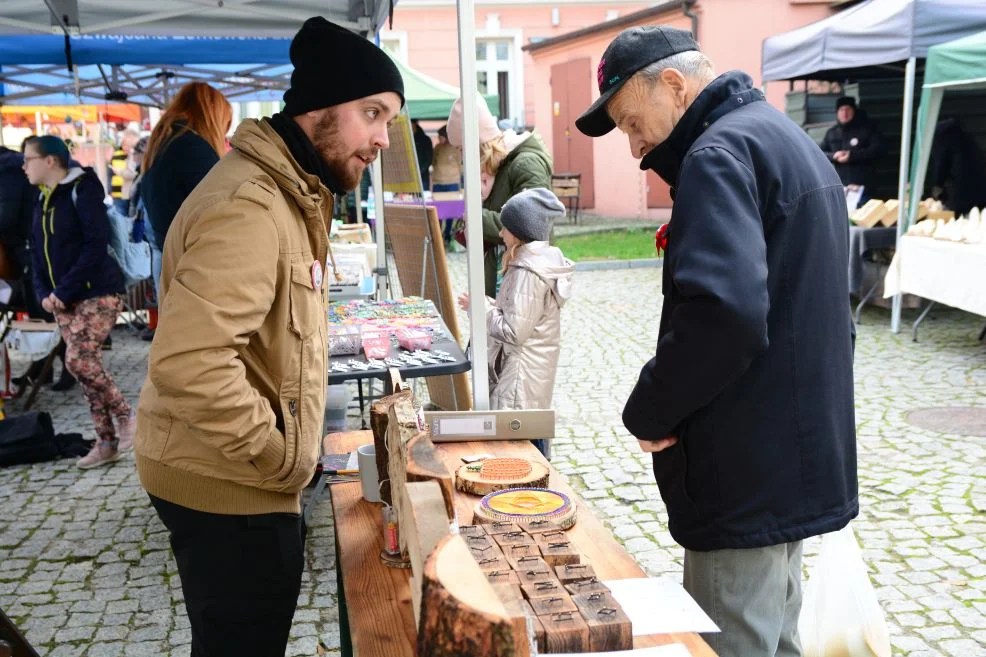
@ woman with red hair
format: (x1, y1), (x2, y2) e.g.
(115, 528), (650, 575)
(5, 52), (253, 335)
(141, 82), (232, 336)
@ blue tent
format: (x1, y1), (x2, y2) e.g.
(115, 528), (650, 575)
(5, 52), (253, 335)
(0, 34), (293, 106)
(0, 1), (397, 106)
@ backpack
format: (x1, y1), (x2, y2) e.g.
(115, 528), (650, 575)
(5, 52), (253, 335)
(67, 181), (152, 289)
(0, 411), (91, 467)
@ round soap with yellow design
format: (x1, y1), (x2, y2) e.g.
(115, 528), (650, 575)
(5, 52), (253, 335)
(474, 488), (577, 530)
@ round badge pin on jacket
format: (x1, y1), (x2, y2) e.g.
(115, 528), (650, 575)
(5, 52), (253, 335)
(311, 260), (323, 288)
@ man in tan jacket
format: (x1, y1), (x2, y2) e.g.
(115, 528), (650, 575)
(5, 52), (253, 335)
(134, 17), (403, 656)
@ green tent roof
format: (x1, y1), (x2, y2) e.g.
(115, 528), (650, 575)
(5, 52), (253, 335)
(389, 54), (499, 121)
(924, 29), (986, 90)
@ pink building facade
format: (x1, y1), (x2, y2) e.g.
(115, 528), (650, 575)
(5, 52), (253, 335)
(387, 0), (837, 218)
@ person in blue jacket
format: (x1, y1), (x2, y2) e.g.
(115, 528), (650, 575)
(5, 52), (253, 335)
(576, 27), (858, 657)
(22, 136), (134, 468)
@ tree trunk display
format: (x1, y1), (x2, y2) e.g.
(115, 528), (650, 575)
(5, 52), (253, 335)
(417, 534), (530, 657)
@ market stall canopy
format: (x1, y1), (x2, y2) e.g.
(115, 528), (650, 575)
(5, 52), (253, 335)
(0, 35), (293, 106)
(907, 29), (986, 224)
(0, 1), (398, 106)
(390, 54), (498, 120)
(762, 0), (986, 82)
(0, 0), (392, 38)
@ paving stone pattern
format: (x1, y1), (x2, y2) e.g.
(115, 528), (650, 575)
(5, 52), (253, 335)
(0, 253), (983, 656)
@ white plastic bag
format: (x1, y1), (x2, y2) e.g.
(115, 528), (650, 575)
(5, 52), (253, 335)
(799, 525), (891, 657)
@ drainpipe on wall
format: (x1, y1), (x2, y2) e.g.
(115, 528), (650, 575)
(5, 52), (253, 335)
(682, 0), (699, 42)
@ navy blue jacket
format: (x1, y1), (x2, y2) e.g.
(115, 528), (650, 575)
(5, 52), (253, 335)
(141, 125), (220, 247)
(624, 72), (858, 551)
(32, 168), (124, 305)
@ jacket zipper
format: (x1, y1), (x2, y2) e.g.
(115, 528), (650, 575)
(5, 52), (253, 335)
(41, 189), (56, 288)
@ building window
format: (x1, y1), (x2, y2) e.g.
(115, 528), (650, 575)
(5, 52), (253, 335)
(477, 71), (489, 94)
(495, 41), (510, 61)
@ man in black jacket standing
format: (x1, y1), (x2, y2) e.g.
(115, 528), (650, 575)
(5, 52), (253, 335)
(576, 26), (858, 657)
(819, 96), (884, 193)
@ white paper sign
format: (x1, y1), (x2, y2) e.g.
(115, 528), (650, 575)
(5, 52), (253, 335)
(604, 577), (720, 636)
(551, 645), (692, 657)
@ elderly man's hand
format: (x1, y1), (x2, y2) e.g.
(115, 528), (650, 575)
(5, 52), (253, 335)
(833, 150), (850, 164)
(637, 436), (678, 453)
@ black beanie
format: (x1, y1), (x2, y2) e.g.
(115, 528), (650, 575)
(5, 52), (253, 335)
(283, 17), (405, 117)
(836, 96), (857, 111)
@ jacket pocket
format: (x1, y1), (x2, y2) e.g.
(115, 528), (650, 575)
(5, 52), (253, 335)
(289, 261), (321, 339)
(651, 438), (697, 517)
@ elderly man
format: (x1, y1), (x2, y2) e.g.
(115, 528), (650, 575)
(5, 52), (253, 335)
(135, 17), (403, 656)
(576, 26), (858, 657)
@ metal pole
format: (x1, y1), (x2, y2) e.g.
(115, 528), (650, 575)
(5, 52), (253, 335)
(457, 0), (490, 411)
(371, 158), (387, 299)
(891, 57), (916, 334)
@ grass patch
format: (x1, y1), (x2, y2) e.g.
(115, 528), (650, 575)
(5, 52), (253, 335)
(555, 227), (660, 262)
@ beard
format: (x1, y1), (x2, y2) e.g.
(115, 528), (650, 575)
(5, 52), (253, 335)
(311, 111), (377, 191)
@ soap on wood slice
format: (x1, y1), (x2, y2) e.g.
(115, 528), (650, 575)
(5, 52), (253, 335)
(503, 544), (540, 566)
(486, 569), (521, 586)
(564, 578), (611, 596)
(523, 519), (562, 535)
(470, 543), (505, 561)
(540, 611), (590, 653)
(539, 539), (581, 567)
(522, 579), (566, 601)
(555, 562), (597, 584)
(511, 555), (549, 573)
(417, 534), (525, 657)
(493, 531), (536, 548)
(456, 459), (550, 497)
(572, 592), (633, 652)
(460, 524), (487, 538)
(485, 520), (522, 536)
(466, 534), (505, 559)
(476, 556), (513, 573)
(530, 593), (578, 616)
(515, 563), (560, 587)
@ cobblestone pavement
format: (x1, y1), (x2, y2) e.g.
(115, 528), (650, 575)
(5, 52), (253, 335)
(1, 255), (984, 656)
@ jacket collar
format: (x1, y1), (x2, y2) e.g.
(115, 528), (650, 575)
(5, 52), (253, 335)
(640, 71), (764, 189)
(230, 119), (331, 216)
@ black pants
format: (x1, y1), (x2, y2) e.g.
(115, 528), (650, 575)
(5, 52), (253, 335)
(149, 495), (305, 657)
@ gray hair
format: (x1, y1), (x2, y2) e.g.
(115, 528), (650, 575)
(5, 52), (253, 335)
(636, 50), (715, 87)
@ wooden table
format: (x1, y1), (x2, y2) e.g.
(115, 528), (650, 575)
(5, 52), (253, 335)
(324, 430), (716, 657)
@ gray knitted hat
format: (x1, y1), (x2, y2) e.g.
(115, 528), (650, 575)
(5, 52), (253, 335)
(500, 188), (567, 243)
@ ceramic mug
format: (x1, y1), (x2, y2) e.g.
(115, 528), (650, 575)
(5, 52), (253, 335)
(358, 444), (381, 503)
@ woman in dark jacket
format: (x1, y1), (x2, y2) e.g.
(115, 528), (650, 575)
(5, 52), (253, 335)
(22, 136), (133, 468)
(141, 82), (231, 341)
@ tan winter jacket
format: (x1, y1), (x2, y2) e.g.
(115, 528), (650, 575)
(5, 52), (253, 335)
(487, 242), (574, 410)
(135, 119), (331, 516)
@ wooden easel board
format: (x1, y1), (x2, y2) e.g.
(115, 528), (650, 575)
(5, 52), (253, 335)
(383, 203), (472, 410)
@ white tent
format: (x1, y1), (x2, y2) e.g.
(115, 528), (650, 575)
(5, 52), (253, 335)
(762, 0), (986, 333)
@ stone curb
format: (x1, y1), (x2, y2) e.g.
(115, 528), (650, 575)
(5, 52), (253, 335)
(574, 258), (663, 271)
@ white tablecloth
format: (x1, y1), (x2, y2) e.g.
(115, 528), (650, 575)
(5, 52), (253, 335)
(884, 235), (986, 317)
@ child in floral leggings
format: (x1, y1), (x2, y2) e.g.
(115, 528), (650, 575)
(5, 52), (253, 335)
(53, 296), (134, 467)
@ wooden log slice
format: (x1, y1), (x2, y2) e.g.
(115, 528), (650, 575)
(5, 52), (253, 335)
(456, 460), (550, 496)
(417, 534), (525, 657)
